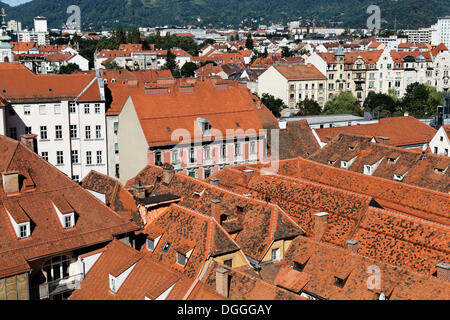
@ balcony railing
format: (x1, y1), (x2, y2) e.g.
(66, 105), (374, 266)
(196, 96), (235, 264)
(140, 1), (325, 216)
(38, 273), (84, 299)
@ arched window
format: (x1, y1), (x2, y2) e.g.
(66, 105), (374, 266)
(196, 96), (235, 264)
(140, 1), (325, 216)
(42, 255), (71, 282)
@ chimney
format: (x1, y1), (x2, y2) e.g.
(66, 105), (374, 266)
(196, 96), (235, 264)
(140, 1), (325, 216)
(436, 262), (450, 281)
(144, 86), (170, 95)
(242, 169), (254, 184)
(179, 84), (194, 94)
(2, 171), (20, 195)
(314, 212), (328, 241)
(346, 240), (358, 254)
(20, 134), (38, 153)
(211, 199), (221, 223)
(162, 163), (175, 185)
(210, 178), (219, 186)
(133, 184), (146, 199)
(215, 267), (229, 298)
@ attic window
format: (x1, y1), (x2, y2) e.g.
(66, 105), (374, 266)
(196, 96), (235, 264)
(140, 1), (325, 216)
(236, 122), (240, 127)
(161, 241), (171, 254)
(334, 275), (349, 288)
(19, 223), (30, 239)
(177, 253), (186, 266)
(2, 89), (6, 93)
(340, 161), (348, 169)
(363, 165), (372, 175)
(48, 88), (53, 92)
(328, 159), (336, 165)
(193, 191), (201, 198)
(393, 173), (406, 181)
(434, 167), (448, 174)
(387, 157), (398, 164)
(293, 258), (309, 272)
(147, 234), (162, 251)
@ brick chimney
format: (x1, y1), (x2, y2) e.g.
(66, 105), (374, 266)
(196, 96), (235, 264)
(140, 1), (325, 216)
(162, 163), (175, 185)
(436, 262), (450, 281)
(215, 267), (229, 298)
(20, 134), (38, 153)
(2, 171), (20, 195)
(346, 240), (358, 254)
(211, 199), (221, 223)
(210, 178), (219, 186)
(133, 184), (146, 199)
(314, 212), (328, 241)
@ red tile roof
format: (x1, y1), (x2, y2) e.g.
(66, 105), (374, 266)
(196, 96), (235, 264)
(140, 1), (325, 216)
(0, 63), (102, 102)
(129, 80), (267, 147)
(0, 135), (139, 278)
(315, 116), (437, 147)
(273, 64), (326, 80)
(70, 239), (195, 300)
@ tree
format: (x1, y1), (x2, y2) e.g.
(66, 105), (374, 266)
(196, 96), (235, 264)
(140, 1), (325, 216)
(323, 91), (362, 115)
(104, 60), (123, 70)
(58, 63), (80, 74)
(128, 28), (141, 44)
(164, 49), (179, 76)
(401, 82), (440, 117)
(262, 47), (268, 58)
(180, 62), (198, 77)
(281, 46), (292, 58)
(363, 91), (398, 116)
(295, 98), (321, 116)
(261, 93), (286, 117)
(245, 34), (253, 50)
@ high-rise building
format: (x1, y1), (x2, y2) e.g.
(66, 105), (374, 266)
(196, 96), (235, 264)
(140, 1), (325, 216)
(431, 16), (450, 48)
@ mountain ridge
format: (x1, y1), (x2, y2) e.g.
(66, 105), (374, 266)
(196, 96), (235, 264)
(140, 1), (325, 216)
(1, 0), (449, 30)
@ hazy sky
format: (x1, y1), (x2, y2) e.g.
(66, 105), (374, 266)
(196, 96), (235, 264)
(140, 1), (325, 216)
(2, 0), (32, 6)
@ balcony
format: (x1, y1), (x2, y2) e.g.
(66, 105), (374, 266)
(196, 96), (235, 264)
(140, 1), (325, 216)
(353, 74), (366, 82)
(38, 273), (84, 299)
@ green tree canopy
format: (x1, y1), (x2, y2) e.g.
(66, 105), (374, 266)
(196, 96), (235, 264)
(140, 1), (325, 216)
(295, 98), (322, 116)
(180, 62), (199, 77)
(323, 91), (362, 116)
(245, 34), (253, 50)
(57, 63), (80, 74)
(401, 82), (442, 117)
(261, 93), (286, 118)
(104, 60), (123, 70)
(363, 91), (399, 116)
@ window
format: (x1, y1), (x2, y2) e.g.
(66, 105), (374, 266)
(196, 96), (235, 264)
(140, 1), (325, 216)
(55, 125), (62, 139)
(41, 151), (48, 161)
(189, 147), (195, 163)
(25, 126), (32, 134)
(70, 125), (77, 138)
(440, 136), (444, 142)
(177, 253), (186, 266)
(24, 105), (31, 115)
(161, 241), (171, 254)
(94, 103), (101, 114)
(64, 215), (73, 229)
(9, 127), (17, 140)
(114, 122), (118, 133)
(221, 144), (227, 159)
(155, 151), (162, 165)
(86, 151), (92, 165)
(115, 143), (119, 154)
(224, 259), (233, 267)
(96, 151), (102, 164)
(71, 150), (79, 164)
(434, 146), (438, 154)
(39, 105), (46, 115)
(84, 104), (90, 114)
(56, 151), (64, 165)
(363, 164), (372, 175)
(147, 239), (155, 251)
(72, 175), (80, 182)
(95, 125), (101, 139)
(115, 164), (120, 178)
(234, 142), (241, 156)
(69, 102), (76, 113)
(445, 149), (449, 156)
(172, 149), (178, 163)
(250, 141), (256, 155)
(204, 168), (211, 179)
(19, 224), (28, 238)
(40, 126), (47, 140)
(271, 248), (280, 261)
(54, 104), (61, 115)
(85, 126), (91, 139)
(203, 146), (211, 160)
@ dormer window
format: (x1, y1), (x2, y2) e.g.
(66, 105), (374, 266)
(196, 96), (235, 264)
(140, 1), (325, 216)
(340, 161), (348, 169)
(19, 223), (30, 238)
(110, 277), (117, 293)
(393, 173), (406, 181)
(64, 215), (74, 229)
(197, 117), (211, 136)
(147, 234), (162, 251)
(177, 252), (186, 266)
(387, 157), (399, 164)
(334, 276), (348, 288)
(364, 165), (372, 175)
